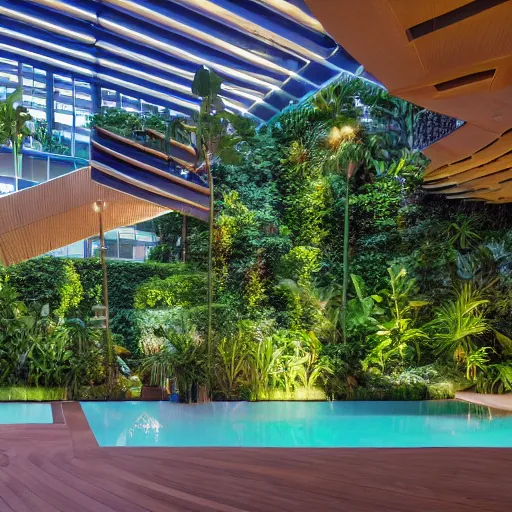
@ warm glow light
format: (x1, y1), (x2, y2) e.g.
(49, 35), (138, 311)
(93, 201), (107, 213)
(340, 125), (355, 138)
(328, 125), (355, 147)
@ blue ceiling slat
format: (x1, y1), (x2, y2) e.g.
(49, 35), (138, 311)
(174, 0), (339, 60)
(2, 0), (95, 41)
(300, 61), (342, 86)
(0, 18), (93, 54)
(248, 102), (279, 122)
(106, 0), (308, 73)
(280, 78), (313, 100)
(264, 90), (297, 112)
(99, 12), (289, 84)
(0, 23), (266, 111)
(280, 0), (315, 16)
(0, 43), (197, 116)
(3, 0), (370, 122)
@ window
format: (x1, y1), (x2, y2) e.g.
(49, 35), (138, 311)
(74, 79), (92, 159)
(101, 88), (117, 108)
(53, 74), (73, 156)
(22, 64), (47, 121)
(0, 58), (19, 101)
(120, 93), (140, 112)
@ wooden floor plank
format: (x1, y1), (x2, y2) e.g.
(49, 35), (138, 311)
(0, 403), (511, 511)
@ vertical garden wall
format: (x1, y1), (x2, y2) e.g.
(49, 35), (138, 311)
(1, 75), (512, 401)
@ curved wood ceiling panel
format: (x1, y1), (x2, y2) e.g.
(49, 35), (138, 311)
(306, 0), (512, 203)
(0, 168), (167, 266)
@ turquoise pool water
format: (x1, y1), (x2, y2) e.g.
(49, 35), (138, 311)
(81, 401), (512, 448)
(0, 403), (53, 424)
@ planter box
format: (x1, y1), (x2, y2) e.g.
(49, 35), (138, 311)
(141, 386), (169, 401)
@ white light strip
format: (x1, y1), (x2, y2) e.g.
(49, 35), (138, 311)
(96, 41), (194, 80)
(171, 0), (331, 65)
(221, 84), (263, 102)
(99, 18), (280, 91)
(0, 28), (96, 63)
(93, 41), (266, 104)
(102, 0), (292, 75)
(0, 6), (95, 44)
(0, 27), (265, 109)
(26, 0), (97, 22)
(98, 59), (194, 96)
(0, 44), (93, 76)
(97, 73), (199, 111)
(255, 0), (325, 34)
(0, 42), (198, 113)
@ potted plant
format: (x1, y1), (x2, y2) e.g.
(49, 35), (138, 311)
(141, 315), (206, 402)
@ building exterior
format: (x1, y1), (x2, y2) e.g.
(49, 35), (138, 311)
(0, 58), (163, 261)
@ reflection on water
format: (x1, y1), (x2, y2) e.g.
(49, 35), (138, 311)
(81, 400), (512, 448)
(128, 412), (163, 443)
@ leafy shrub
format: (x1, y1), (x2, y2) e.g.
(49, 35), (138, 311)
(279, 246), (321, 287)
(133, 273), (207, 309)
(0, 387), (67, 401)
(6, 257), (82, 316)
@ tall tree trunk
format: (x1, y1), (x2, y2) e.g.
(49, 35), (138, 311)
(96, 202), (114, 395)
(341, 174), (350, 344)
(205, 150), (214, 389)
(341, 162), (357, 344)
(13, 140), (20, 191)
(181, 215), (187, 262)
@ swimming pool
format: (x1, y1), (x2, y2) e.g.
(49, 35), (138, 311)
(81, 400), (512, 448)
(0, 403), (53, 424)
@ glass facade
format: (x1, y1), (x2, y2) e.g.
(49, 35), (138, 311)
(0, 58), (166, 261)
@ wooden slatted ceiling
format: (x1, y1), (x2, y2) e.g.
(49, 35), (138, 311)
(0, 167), (167, 266)
(305, 0), (512, 203)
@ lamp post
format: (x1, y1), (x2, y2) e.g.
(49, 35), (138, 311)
(93, 200), (109, 326)
(93, 200), (114, 392)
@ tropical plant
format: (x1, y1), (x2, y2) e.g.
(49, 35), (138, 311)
(177, 66), (254, 381)
(247, 335), (284, 400)
(432, 284), (489, 376)
(476, 362), (512, 394)
(363, 267), (428, 372)
(0, 87), (32, 187)
(215, 320), (254, 399)
(290, 331), (332, 390)
(142, 314), (206, 402)
(446, 215), (482, 251)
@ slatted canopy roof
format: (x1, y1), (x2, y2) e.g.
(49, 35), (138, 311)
(306, 0), (512, 203)
(0, 0), (368, 122)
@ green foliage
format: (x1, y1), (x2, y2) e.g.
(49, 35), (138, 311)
(0, 387), (67, 401)
(142, 314), (206, 402)
(0, 87), (32, 177)
(363, 267), (429, 373)
(133, 272), (207, 309)
(432, 284), (489, 370)
(3, 72), (512, 401)
(476, 362), (512, 394)
(279, 246), (321, 287)
(54, 261), (84, 318)
(447, 215), (482, 250)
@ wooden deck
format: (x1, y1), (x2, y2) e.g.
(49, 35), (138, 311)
(0, 402), (511, 511)
(456, 391), (512, 411)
